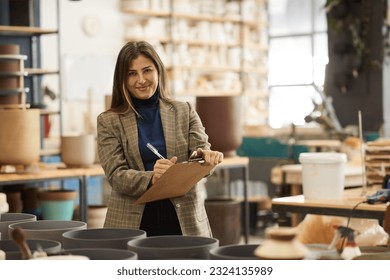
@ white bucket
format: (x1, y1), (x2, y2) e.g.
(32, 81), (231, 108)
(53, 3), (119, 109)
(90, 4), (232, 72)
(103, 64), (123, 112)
(299, 153), (347, 200)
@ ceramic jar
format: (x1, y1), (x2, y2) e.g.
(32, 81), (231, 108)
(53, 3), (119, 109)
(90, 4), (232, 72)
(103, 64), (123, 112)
(37, 189), (77, 220)
(0, 109), (40, 165)
(61, 134), (96, 167)
(254, 227), (310, 260)
(196, 96), (243, 157)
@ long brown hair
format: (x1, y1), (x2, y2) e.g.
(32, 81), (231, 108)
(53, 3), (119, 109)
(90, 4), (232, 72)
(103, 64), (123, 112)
(110, 41), (171, 114)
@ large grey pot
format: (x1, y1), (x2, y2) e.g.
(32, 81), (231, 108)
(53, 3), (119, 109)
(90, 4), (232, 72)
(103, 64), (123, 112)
(127, 235), (219, 260)
(0, 239), (61, 260)
(62, 228), (146, 250)
(0, 213), (37, 240)
(8, 220), (87, 243)
(63, 248), (138, 260)
(209, 244), (260, 260)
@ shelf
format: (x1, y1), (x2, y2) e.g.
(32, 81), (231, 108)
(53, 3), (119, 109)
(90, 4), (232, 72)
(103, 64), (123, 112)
(0, 54), (27, 60)
(170, 65), (241, 72)
(0, 103), (30, 109)
(121, 8), (170, 17)
(40, 109), (60, 115)
(0, 25), (58, 36)
(0, 71), (26, 77)
(25, 68), (59, 75)
(40, 148), (61, 157)
(0, 88), (27, 95)
(175, 90), (241, 97)
(172, 12), (241, 23)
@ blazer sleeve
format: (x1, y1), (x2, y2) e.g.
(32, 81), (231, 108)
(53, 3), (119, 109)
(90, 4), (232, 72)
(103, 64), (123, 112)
(97, 112), (152, 198)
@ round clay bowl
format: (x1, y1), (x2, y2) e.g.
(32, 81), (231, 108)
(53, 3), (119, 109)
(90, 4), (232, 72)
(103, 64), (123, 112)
(63, 248), (138, 260)
(0, 213), (37, 240)
(0, 239), (61, 260)
(62, 228), (146, 250)
(8, 220), (87, 243)
(61, 134), (96, 167)
(127, 235), (219, 260)
(209, 244), (260, 260)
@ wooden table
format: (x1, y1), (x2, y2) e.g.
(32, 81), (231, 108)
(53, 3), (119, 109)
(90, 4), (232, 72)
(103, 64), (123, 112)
(272, 186), (388, 222)
(0, 164), (105, 222)
(215, 156), (250, 244)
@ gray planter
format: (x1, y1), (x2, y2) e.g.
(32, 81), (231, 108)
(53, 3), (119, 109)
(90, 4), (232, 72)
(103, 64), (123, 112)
(209, 244), (260, 260)
(0, 239), (61, 260)
(63, 248), (138, 260)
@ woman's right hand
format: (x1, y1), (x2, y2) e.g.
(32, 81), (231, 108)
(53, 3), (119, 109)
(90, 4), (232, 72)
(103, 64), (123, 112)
(151, 156), (177, 184)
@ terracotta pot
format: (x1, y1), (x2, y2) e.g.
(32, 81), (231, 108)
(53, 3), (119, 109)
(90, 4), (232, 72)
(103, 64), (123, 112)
(8, 220), (87, 243)
(127, 235), (219, 260)
(87, 205), (108, 229)
(196, 96), (243, 157)
(37, 190), (77, 220)
(3, 191), (23, 213)
(209, 244), (260, 260)
(0, 239), (61, 260)
(62, 228), (146, 250)
(0, 109), (41, 165)
(0, 213), (36, 240)
(61, 134), (96, 167)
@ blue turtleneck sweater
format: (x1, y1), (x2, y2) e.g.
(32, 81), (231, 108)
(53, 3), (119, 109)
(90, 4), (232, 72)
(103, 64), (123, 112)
(131, 92), (182, 236)
(131, 92), (166, 171)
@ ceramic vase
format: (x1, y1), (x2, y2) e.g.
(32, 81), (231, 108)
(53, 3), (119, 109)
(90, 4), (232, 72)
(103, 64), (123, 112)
(196, 96), (243, 157)
(0, 109), (40, 165)
(37, 190), (77, 221)
(61, 134), (96, 167)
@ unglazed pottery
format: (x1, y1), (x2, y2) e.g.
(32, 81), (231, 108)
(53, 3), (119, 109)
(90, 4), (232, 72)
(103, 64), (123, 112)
(8, 220), (87, 243)
(0, 213), (36, 239)
(0, 109), (40, 165)
(62, 228), (146, 250)
(0, 239), (61, 260)
(127, 235), (219, 260)
(63, 248), (138, 260)
(209, 244), (260, 260)
(61, 134), (96, 167)
(37, 190), (77, 220)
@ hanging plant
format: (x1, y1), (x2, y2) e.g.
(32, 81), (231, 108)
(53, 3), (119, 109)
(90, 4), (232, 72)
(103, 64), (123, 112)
(325, 0), (382, 70)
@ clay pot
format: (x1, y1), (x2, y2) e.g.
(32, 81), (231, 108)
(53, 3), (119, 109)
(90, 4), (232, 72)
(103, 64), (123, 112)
(61, 134), (96, 167)
(37, 190), (77, 220)
(127, 235), (219, 260)
(0, 44), (23, 105)
(196, 96), (243, 157)
(87, 205), (108, 228)
(0, 239), (61, 260)
(205, 198), (241, 246)
(0, 192), (8, 214)
(254, 227), (310, 260)
(63, 248), (138, 260)
(209, 244), (260, 260)
(8, 220), (87, 243)
(0, 109), (40, 165)
(62, 228), (146, 250)
(3, 191), (23, 213)
(0, 213), (36, 240)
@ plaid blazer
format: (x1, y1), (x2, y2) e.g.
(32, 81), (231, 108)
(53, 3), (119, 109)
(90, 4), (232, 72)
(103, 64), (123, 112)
(97, 98), (213, 237)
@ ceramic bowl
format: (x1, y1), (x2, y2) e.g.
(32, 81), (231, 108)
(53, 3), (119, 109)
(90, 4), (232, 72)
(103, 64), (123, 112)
(8, 220), (87, 243)
(0, 239), (61, 260)
(127, 235), (219, 260)
(209, 244), (260, 260)
(63, 248), (138, 260)
(0, 213), (37, 240)
(62, 228), (146, 250)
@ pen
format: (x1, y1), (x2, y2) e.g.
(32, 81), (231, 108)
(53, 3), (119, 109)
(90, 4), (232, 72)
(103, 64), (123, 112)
(146, 143), (165, 159)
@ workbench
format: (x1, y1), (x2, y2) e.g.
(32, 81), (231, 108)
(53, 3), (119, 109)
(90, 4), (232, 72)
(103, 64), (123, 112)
(272, 186), (388, 223)
(0, 164), (105, 222)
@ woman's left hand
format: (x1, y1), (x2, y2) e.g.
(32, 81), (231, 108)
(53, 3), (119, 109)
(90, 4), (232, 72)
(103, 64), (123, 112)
(191, 148), (224, 165)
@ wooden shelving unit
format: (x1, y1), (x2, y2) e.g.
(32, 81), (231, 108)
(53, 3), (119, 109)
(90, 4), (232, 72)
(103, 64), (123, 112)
(121, 0), (269, 125)
(0, 0), (62, 157)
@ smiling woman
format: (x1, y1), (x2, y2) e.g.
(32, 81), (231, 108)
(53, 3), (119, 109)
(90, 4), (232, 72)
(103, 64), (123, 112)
(96, 41), (224, 237)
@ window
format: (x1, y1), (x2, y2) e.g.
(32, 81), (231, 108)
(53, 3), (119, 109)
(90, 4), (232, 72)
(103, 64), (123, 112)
(268, 0), (328, 128)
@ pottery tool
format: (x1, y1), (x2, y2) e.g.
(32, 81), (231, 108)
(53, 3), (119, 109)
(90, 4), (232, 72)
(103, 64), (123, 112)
(11, 226), (32, 260)
(358, 110), (367, 196)
(146, 143), (165, 159)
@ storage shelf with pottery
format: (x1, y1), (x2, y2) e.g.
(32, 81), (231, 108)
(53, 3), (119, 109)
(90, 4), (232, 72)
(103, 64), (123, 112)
(121, 0), (269, 125)
(0, 1), (63, 157)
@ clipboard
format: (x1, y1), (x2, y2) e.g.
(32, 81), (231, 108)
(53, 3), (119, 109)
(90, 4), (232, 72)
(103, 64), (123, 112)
(136, 161), (214, 204)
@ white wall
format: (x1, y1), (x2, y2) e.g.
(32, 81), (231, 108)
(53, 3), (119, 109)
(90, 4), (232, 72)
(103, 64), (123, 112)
(41, 0), (124, 137)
